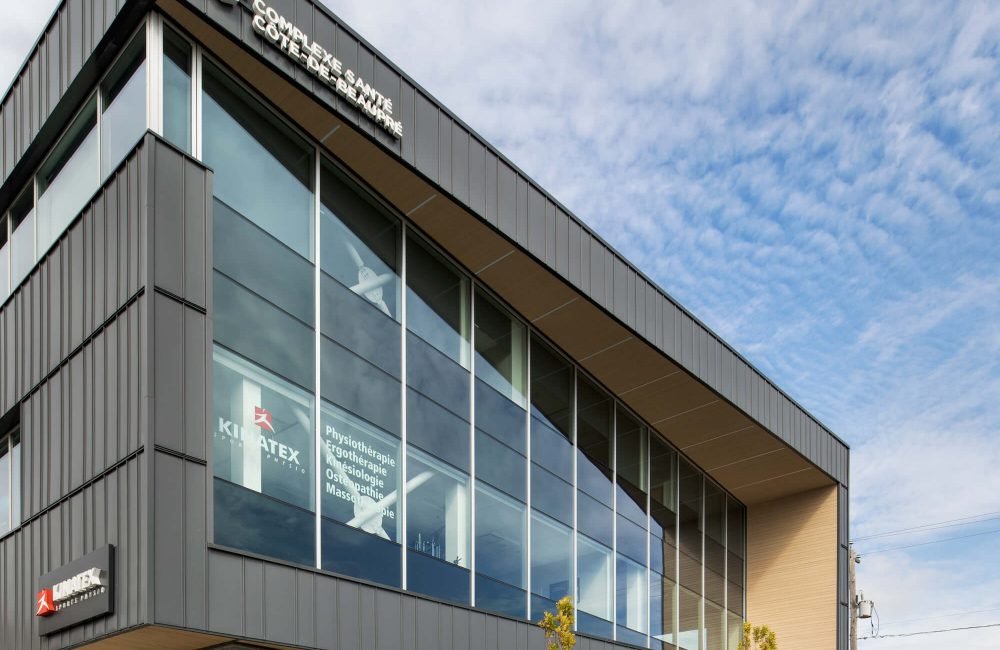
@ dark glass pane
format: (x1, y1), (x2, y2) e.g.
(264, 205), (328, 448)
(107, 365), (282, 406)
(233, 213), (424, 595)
(531, 464), (573, 525)
(531, 512), (572, 604)
(617, 407), (646, 490)
(203, 60), (313, 260)
(531, 420), (573, 479)
(650, 437), (677, 545)
(407, 332), (469, 420)
(728, 580), (744, 616)
(475, 430), (526, 501)
(321, 519), (401, 587)
(474, 290), (526, 407)
(577, 534), (612, 625)
(475, 485), (525, 588)
(407, 389), (469, 471)
(578, 492), (613, 548)
(214, 198), (314, 324)
(322, 338), (400, 437)
(577, 610), (613, 639)
(321, 164), (400, 320)
(728, 497), (745, 558)
(213, 273), (314, 391)
(0, 441), (8, 535)
(101, 34), (146, 176)
(617, 554), (648, 638)
(163, 27), (192, 152)
(576, 377), (612, 502)
(678, 459), (702, 593)
(406, 234), (469, 366)
(407, 551), (469, 605)
(214, 478), (315, 566)
(322, 276), (400, 377)
(618, 625), (648, 647)
(406, 448), (470, 601)
(529, 335), (572, 439)
(476, 574), (526, 619)
(705, 482), (726, 607)
(475, 379), (526, 454)
(617, 513), (647, 564)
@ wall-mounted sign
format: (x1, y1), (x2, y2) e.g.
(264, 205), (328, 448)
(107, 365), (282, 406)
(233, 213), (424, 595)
(36, 545), (114, 635)
(249, 0), (404, 139)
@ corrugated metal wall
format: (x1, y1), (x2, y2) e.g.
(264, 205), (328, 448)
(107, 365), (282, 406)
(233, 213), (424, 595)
(0, 140), (150, 649)
(178, 0), (849, 487)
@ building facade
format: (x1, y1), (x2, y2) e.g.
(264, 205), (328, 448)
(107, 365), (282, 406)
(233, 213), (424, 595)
(0, 1), (850, 649)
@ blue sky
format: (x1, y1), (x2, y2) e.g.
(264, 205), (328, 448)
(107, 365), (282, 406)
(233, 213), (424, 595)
(3, 1), (999, 647)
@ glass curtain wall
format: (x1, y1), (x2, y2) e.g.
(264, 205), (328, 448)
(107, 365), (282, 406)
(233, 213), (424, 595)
(172, 36), (749, 648)
(0, 427), (21, 536)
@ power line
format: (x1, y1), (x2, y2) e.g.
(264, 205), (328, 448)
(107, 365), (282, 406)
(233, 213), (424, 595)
(863, 527), (1000, 555)
(853, 510), (1000, 541)
(880, 606), (1000, 627)
(860, 621), (1000, 639)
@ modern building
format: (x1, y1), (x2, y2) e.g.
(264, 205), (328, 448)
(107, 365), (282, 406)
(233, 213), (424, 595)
(0, 1), (850, 648)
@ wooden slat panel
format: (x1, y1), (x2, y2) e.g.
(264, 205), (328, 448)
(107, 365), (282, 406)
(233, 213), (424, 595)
(747, 484), (837, 649)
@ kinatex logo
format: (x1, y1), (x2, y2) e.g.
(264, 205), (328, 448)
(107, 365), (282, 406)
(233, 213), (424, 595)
(217, 405), (305, 471)
(36, 545), (115, 636)
(36, 568), (108, 616)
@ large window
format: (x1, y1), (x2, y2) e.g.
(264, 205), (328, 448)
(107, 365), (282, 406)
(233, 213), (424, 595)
(0, 421), (21, 537)
(101, 34), (147, 176)
(184, 40), (749, 649)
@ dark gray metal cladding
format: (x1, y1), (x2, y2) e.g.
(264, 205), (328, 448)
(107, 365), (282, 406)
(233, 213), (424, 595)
(175, 0), (848, 487)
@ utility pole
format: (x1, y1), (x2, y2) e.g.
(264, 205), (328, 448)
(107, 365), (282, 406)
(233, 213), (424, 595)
(849, 544), (859, 650)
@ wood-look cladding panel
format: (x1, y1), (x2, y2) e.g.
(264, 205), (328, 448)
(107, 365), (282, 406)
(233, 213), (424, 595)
(747, 485), (838, 649)
(0, 456), (147, 650)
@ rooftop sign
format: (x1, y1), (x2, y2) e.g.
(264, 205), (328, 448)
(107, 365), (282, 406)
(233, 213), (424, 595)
(250, 0), (404, 139)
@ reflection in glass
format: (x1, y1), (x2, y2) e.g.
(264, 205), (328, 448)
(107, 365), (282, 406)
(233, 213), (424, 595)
(203, 60), (313, 260)
(577, 534), (613, 637)
(617, 407), (648, 527)
(617, 554), (648, 641)
(474, 290), (526, 407)
(9, 188), (34, 290)
(531, 511), (572, 618)
(101, 34), (146, 176)
(0, 216), (8, 302)
(407, 234), (469, 364)
(728, 611), (743, 650)
(705, 481), (726, 608)
(322, 165), (400, 320)
(476, 484), (526, 617)
(36, 99), (98, 256)
(9, 432), (18, 530)
(530, 334), (573, 439)
(651, 573), (677, 648)
(679, 458), (703, 593)
(678, 586), (702, 650)
(407, 448), (470, 604)
(728, 496), (745, 617)
(163, 26), (192, 153)
(321, 402), (401, 585)
(576, 376), (612, 504)
(0, 438), (8, 535)
(706, 599), (725, 650)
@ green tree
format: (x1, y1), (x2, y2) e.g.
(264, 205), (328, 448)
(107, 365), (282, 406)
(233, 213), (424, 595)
(538, 596), (576, 650)
(737, 621), (778, 650)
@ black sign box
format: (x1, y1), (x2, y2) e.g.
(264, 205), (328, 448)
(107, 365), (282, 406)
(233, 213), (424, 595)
(36, 544), (115, 636)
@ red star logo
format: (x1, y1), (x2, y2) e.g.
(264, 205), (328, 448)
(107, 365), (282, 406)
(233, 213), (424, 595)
(36, 589), (56, 616)
(254, 406), (274, 433)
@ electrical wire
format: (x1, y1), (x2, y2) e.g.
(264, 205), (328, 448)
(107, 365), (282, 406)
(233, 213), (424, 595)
(860, 621), (1000, 639)
(862, 527), (1000, 555)
(879, 606), (1000, 627)
(853, 511), (1000, 541)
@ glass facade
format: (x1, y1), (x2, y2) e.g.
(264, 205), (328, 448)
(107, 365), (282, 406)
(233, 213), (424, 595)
(0, 426), (20, 537)
(158, 22), (749, 649)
